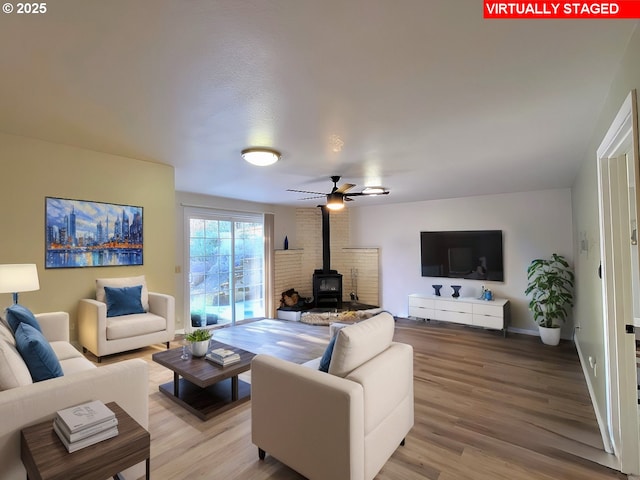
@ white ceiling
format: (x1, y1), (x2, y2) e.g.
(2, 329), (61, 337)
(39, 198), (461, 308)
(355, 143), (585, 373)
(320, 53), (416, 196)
(0, 1), (637, 207)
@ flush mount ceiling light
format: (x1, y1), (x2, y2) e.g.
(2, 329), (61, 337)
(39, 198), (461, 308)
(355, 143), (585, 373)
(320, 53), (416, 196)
(241, 147), (281, 167)
(326, 193), (345, 211)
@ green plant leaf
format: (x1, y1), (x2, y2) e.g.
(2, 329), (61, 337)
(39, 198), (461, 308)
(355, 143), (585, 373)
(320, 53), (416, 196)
(524, 254), (574, 327)
(185, 328), (212, 342)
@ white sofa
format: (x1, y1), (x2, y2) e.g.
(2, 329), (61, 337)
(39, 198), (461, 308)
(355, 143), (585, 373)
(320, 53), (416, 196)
(78, 275), (175, 362)
(0, 312), (148, 480)
(251, 312), (414, 480)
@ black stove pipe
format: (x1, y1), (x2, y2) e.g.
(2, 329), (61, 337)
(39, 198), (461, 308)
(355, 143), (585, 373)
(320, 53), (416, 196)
(317, 205), (335, 274)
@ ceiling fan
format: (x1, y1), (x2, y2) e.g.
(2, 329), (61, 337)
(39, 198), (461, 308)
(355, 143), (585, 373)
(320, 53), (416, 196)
(287, 176), (389, 210)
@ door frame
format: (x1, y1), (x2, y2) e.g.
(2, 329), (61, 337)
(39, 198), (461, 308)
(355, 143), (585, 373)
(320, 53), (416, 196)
(596, 90), (639, 474)
(183, 207), (267, 330)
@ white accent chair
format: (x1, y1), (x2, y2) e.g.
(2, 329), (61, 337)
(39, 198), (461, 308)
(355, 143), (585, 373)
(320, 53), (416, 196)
(251, 312), (414, 480)
(78, 276), (175, 362)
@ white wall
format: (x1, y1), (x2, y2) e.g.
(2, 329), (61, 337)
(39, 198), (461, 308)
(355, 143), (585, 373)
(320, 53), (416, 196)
(350, 188), (574, 334)
(571, 24), (640, 447)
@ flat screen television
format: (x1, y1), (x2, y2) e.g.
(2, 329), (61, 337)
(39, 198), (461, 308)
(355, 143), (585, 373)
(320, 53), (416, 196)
(420, 230), (504, 281)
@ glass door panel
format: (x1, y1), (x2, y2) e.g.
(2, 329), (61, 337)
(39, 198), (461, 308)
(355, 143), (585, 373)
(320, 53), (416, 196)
(187, 212), (264, 329)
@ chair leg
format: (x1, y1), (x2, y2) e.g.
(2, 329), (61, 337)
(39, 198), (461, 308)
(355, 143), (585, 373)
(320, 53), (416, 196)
(166, 341), (170, 349)
(258, 448), (266, 460)
(400, 438), (406, 447)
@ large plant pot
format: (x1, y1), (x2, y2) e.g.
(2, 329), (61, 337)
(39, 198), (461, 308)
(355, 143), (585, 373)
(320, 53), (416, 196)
(538, 325), (561, 346)
(190, 340), (210, 357)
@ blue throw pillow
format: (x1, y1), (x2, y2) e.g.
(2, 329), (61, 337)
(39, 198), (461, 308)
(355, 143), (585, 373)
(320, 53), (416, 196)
(6, 304), (42, 334)
(318, 336), (337, 373)
(104, 285), (145, 317)
(15, 322), (63, 382)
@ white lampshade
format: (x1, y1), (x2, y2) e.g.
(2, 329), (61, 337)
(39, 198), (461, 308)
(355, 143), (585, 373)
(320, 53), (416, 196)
(0, 264), (40, 304)
(241, 148), (281, 167)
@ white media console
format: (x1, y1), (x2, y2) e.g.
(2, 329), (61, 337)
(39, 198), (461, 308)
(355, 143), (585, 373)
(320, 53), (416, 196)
(408, 293), (510, 337)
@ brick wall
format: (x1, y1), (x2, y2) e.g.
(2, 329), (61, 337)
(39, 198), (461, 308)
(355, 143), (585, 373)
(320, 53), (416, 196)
(273, 208), (379, 309)
(274, 249), (304, 309)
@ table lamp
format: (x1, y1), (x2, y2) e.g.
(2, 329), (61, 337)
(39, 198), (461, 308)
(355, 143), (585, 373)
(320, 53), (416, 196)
(0, 264), (40, 304)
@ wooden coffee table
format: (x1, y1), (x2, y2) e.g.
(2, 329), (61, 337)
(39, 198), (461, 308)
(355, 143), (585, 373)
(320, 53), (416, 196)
(152, 340), (255, 421)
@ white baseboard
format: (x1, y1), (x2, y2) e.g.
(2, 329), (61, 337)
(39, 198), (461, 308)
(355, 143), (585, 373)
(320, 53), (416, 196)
(575, 334), (615, 455)
(507, 326), (573, 340)
(506, 326), (537, 336)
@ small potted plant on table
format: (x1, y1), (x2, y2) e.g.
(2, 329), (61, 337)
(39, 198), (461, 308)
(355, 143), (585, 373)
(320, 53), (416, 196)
(525, 253), (574, 345)
(185, 328), (213, 357)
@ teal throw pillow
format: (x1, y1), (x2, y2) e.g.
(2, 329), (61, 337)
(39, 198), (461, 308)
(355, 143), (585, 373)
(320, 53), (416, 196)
(318, 336), (337, 373)
(104, 285), (145, 317)
(15, 322), (64, 382)
(6, 304), (42, 334)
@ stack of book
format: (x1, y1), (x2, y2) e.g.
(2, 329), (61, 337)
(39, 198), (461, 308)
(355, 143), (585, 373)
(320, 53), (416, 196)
(206, 347), (241, 366)
(53, 400), (119, 453)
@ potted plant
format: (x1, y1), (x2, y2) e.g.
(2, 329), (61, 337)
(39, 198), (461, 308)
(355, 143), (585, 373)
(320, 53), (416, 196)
(185, 328), (212, 357)
(525, 253), (574, 346)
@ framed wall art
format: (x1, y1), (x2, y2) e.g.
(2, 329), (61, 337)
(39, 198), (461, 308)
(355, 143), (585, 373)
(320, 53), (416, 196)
(45, 197), (143, 269)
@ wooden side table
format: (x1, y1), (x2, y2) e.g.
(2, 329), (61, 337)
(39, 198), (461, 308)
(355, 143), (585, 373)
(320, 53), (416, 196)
(21, 402), (150, 480)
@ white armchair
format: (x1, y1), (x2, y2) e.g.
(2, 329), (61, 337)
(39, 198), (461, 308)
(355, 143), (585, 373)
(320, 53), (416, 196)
(78, 276), (175, 362)
(251, 312), (414, 480)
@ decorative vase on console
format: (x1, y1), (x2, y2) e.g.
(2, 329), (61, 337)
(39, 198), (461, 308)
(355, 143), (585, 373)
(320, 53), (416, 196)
(432, 285), (443, 296)
(451, 285), (461, 298)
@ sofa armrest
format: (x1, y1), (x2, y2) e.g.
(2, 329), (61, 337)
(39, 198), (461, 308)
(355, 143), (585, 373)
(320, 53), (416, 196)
(34, 312), (70, 343)
(346, 342), (414, 435)
(0, 358), (148, 480)
(251, 354), (365, 480)
(77, 299), (107, 355)
(148, 292), (175, 339)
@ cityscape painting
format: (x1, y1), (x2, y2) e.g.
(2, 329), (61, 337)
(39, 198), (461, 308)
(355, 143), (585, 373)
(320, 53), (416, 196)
(45, 197), (143, 269)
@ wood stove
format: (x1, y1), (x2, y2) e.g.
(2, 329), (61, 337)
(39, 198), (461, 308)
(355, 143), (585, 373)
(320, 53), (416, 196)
(313, 271), (343, 309)
(312, 206), (343, 309)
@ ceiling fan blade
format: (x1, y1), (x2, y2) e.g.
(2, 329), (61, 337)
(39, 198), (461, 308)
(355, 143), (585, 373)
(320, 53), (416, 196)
(298, 195), (325, 200)
(336, 183), (356, 194)
(345, 196), (355, 202)
(287, 189), (325, 195)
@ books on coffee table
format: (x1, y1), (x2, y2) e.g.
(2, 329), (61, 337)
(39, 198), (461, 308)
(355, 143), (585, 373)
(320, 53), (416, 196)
(206, 347), (241, 366)
(54, 400), (119, 452)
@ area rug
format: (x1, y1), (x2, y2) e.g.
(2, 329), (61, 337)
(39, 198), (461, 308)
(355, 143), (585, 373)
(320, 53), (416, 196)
(300, 308), (384, 326)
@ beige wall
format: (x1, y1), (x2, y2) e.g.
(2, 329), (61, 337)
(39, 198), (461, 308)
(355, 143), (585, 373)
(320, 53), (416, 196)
(0, 133), (176, 337)
(572, 25), (640, 437)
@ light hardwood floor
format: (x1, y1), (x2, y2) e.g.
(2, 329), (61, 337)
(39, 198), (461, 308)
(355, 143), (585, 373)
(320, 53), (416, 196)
(96, 318), (627, 480)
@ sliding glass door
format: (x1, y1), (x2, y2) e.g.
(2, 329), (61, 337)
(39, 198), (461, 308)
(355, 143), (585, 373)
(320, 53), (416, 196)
(186, 209), (265, 329)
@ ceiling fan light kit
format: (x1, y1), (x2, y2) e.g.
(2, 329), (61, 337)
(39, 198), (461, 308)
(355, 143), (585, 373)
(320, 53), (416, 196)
(287, 175), (389, 209)
(241, 147), (281, 166)
(326, 193), (345, 210)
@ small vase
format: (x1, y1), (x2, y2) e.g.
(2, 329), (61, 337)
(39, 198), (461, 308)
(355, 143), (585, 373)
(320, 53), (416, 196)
(451, 285), (461, 298)
(432, 284), (443, 296)
(190, 340), (209, 357)
(284, 236), (289, 250)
